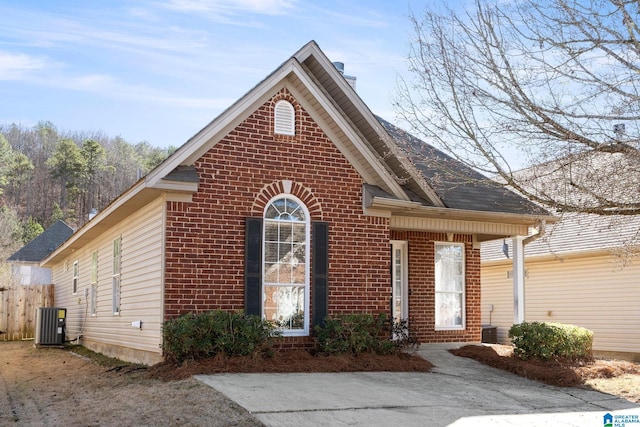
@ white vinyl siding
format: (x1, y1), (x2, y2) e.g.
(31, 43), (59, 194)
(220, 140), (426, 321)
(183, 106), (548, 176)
(482, 253), (640, 355)
(51, 197), (165, 365)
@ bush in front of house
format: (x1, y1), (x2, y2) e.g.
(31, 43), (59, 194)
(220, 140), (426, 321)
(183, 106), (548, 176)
(163, 310), (280, 363)
(314, 313), (419, 355)
(508, 321), (593, 360)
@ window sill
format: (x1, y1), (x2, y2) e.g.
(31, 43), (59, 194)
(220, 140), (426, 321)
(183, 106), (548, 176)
(435, 326), (465, 331)
(280, 330), (309, 338)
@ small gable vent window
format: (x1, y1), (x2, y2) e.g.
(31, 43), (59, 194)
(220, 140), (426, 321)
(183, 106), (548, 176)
(274, 100), (295, 135)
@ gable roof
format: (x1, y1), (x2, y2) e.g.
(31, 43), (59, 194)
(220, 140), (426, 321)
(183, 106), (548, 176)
(8, 220), (73, 263)
(483, 212), (640, 262)
(43, 41), (554, 266)
(482, 150), (640, 261)
(378, 118), (549, 216)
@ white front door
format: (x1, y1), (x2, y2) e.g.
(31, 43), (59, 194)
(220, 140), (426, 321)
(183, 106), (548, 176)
(391, 240), (408, 323)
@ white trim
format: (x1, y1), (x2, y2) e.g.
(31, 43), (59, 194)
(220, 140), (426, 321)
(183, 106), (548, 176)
(262, 194), (310, 336)
(72, 260), (79, 295)
(512, 236), (526, 324)
(434, 241), (466, 330)
(112, 236), (122, 315)
(390, 240), (409, 323)
(90, 250), (98, 316)
(294, 41), (444, 207)
(288, 68), (409, 200)
(274, 100), (295, 135)
(144, 44), (412, 201)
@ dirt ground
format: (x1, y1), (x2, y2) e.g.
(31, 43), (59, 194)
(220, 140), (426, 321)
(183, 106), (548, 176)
(451, 344), (640, 403)
(1, 341), (638, 425)
(0, 341), (432, 426)
(0, 341), (263, 426)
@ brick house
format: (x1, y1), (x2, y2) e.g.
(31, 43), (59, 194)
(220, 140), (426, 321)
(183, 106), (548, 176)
(42, 41), (550, 365)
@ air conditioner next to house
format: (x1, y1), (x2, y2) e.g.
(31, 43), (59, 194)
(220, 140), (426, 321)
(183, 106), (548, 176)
(35, 307), (66, 345)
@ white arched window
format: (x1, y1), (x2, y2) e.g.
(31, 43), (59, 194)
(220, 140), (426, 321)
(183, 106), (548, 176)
(274, 100), (295, 135)
(263, 195), (309, 335)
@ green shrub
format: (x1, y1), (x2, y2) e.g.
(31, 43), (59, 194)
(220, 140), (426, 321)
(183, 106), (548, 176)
(508, 321), (593, 360)
(314, 313), (418, 355)
(163, 310), (280, 363)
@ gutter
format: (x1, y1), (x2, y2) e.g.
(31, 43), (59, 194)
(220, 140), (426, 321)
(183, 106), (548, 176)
(367, 195), (557, 226)
(523, 220), (546, 246)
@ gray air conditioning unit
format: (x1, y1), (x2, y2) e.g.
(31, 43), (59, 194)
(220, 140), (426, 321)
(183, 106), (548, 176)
(35, 307), (66, 345)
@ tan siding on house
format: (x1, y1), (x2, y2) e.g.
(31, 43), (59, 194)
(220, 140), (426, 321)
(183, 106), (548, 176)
(482, 254), (640, 355)
(53, 197), (164, 365)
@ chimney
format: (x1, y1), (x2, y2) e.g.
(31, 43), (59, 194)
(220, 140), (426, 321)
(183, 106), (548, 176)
(332, 61), (357, 90)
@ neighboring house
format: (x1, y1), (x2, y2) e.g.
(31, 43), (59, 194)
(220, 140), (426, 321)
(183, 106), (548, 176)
(482, 212), (640, 361)
(41, 41), (550, 365)
(7, 220), (74, 286)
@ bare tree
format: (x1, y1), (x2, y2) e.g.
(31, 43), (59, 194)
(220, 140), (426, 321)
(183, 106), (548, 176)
(395, 0), (640, 215)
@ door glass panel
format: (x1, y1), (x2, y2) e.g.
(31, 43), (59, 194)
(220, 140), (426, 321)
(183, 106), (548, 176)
(391, 243), (407, 325)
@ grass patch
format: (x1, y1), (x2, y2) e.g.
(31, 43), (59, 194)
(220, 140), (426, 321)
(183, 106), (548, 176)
(66, 345), (146, 371)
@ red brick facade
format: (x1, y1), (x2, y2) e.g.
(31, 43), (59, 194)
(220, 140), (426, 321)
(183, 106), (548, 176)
(164, 88), (482, 345)
(391, 231), (482, 343)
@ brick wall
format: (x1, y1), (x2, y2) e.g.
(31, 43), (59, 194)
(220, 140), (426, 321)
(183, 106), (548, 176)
(391, 230), (482, 343)
(164, 88), (391, 347)
(163, 87), (482, 347)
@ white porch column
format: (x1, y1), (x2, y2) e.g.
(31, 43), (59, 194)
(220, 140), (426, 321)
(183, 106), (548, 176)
(512, 236), (526, 324)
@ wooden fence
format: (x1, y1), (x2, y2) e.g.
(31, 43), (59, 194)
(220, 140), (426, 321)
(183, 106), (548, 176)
(0, 284), (54, 341)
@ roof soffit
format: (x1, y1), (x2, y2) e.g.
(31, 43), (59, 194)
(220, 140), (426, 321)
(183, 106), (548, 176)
(295, 43), (445, 207)
(285, 69), (407, 198)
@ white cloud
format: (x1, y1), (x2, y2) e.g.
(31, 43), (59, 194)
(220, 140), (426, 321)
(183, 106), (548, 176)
(0, 51), (53, 80)
(163, 0), (297, 15)
(65, 72), (233, 109)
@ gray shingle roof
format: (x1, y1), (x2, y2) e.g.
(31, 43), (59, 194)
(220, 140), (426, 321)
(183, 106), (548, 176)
(482, 211), (640, 260)
(7, 220), (74, 263)
(378, 117), (549, 216)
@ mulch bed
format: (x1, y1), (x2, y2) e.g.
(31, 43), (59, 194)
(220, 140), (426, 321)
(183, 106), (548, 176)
(450, 344), (640, 387)
(146, 350), (433, 381)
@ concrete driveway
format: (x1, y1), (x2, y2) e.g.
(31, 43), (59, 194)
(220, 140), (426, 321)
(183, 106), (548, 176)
(196, 343), (640, 427)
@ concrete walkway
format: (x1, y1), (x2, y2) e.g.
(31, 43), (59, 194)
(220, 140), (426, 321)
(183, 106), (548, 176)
(196, 343), (640, 426)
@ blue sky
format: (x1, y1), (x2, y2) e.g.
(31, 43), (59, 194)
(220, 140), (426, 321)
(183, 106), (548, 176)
(0, 0), (436, 148)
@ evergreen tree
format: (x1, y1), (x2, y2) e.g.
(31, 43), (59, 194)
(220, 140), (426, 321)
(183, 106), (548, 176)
(46, 139), (85, 210)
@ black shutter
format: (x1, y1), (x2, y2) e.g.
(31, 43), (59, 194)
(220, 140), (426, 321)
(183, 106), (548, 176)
(244, 217), (263, 316)
(312, 221), (329, 328)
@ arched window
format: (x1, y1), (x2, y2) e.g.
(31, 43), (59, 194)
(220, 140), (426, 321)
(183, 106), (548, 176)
(274, 100), (295, 135)
(263, 195), (309, 335)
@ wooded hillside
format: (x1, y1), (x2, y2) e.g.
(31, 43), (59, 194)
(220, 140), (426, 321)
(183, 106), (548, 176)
(0, 121), (175, 259)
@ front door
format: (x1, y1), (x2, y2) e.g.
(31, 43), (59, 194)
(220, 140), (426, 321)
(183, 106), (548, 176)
(391, 240), (408, 323)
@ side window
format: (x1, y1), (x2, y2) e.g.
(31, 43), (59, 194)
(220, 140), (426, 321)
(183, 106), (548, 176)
(274, 100), (295, 135)
(72, 260), (79, 295)
(263, 196), (309, 335)
(434, 242), (465, 329)
(112, 237), (121, 314)
(90, 250), (98, 316)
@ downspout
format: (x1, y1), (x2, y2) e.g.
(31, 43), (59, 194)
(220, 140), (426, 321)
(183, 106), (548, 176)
(513, 220), (546, 324)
